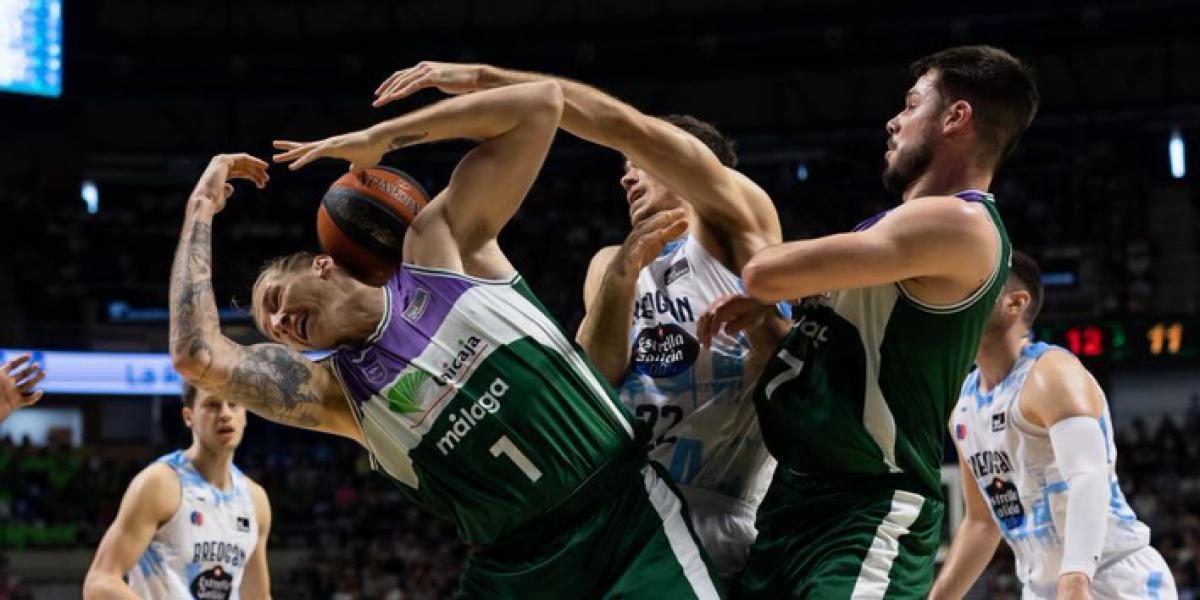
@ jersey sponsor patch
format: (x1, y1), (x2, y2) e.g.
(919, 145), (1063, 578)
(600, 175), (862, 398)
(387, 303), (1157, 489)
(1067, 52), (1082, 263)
(985, 477), (1026, 530)
(236, 516), (250, 532)
(631, 323), (699, 378)
(955, 423), (967, 440)
(991, 412), (1007, 432)
(190, 510), (204, 526)
(664, 257), (691, 286)
(190, 565), (234, 600)
(403, 287), (430, 323)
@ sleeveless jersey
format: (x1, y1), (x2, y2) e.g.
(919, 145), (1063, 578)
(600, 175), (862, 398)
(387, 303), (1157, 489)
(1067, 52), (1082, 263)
(620, 235), (777, 505)
(952, 342), (1150, 592)
(331, 265), (643, 544)
(753, 190), (1010, 497)
(127, 451), (259, 600)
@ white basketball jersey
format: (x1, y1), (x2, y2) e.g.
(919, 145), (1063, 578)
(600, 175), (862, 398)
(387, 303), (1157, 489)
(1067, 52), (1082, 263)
(620, 235), (777, 506)
(951, 342), (1150, 595)
(126, 451), (259, 600)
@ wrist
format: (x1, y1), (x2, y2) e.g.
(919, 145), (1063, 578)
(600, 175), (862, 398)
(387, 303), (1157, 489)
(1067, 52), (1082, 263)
(185, 195), (218, 218)
(1058, 572), (1090, 589)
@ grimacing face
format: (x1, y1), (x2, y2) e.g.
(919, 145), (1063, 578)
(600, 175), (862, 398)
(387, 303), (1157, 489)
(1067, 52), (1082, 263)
(620, 160), (686, 228)
(253, 256), (350, 351)
(883, 71), (945, 194)
(184, 389), (246, 451)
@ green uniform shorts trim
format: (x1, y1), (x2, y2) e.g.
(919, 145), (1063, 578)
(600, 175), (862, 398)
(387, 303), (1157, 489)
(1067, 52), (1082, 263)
(737, 469), (943, 600)
(457, 461), (723, 599)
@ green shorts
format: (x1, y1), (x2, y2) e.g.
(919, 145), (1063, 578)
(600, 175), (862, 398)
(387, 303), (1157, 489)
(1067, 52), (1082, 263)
(457, 460), (724, 599)
(736, 468), (943, 600)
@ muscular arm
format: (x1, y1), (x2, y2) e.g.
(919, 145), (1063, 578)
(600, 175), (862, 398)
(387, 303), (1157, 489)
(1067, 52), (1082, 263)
(1019, 350), (1108, 594)
(84, 464), (179, 600)
(169, 157), (357, 441)
(276, 82), (565, 278)
(930, 453), (1002, 600)
(241, 482), (273, 600)
(741, 195), (999, 303)
(472, 65), (781, 270)
(577, 246), (635, 386)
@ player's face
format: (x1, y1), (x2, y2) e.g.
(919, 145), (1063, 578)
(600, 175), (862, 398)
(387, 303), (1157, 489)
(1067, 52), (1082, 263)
(620, 160), (685, 228)
(185, 390), (246, 450)
(883, 72), (944, 194)
(254, 259), (350, 351)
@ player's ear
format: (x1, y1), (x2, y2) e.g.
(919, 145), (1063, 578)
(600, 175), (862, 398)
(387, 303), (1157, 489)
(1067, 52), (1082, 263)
(1008, 289), (1031, 316)
(313, 254), (335, 279)
(943, 99), (973, 135)
(181, 404), (194, 428)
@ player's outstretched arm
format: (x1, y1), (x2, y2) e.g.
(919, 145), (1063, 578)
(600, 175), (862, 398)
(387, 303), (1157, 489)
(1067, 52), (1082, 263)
(241, 482), (273, 600)
(741, 195), (998, 303)
(1020, 351), (1108, 599)
(929, 453), (1002, 600)
(83, 464), (178, 600)
(274, 81), (564, 276)
(374, 61), (781, 270)
(168, 155), (358, 441)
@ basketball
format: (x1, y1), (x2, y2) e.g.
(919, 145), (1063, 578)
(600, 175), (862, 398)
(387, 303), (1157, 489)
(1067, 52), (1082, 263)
(317, 166), (430, 286)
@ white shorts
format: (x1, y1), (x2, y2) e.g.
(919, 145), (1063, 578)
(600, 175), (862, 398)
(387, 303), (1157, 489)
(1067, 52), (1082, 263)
(678, 484), (759, 580)
(1022, 546), (1177, 600)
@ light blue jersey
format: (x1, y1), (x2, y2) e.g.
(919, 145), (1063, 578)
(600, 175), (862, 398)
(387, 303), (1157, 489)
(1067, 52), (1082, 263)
(126, 451), (259, 600)
(952, 343), (1154, 596)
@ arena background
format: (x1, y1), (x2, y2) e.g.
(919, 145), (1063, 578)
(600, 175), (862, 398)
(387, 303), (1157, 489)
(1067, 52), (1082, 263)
(2, 1), (1199, 598)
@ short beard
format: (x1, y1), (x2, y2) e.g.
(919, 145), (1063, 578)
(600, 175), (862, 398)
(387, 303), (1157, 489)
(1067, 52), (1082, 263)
(882, 139), (934, 194)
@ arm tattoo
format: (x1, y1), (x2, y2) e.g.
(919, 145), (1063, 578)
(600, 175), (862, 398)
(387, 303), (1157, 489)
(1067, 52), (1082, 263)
(388, 132), (428, 150)
(169, 220), (218, 376)
(216, 344), (323, 428)
(168, 207), (330, 430)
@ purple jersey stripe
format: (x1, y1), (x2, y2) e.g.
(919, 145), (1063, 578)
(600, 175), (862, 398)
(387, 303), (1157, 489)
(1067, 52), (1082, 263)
(333, 265), (477, 405)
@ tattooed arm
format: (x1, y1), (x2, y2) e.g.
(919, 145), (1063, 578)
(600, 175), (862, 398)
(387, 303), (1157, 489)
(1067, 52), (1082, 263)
(169, 154), (361, 442)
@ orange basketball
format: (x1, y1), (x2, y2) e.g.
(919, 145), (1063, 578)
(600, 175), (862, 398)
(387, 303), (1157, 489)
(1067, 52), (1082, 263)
(317, 166), (430, 286)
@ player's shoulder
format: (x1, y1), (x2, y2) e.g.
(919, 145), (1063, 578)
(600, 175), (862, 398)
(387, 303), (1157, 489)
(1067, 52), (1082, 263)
(123, 461), (182, 518)
(1021, 346), (1104, 424)
(897, 194), (991, 222)
(241, 475), (273, 524)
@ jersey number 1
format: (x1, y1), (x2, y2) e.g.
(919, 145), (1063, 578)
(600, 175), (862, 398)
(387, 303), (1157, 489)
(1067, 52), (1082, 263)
(490, 435), (543, 482)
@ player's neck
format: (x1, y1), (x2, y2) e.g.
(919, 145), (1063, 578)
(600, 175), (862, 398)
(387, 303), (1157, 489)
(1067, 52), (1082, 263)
(185, 444), (235, 491)
(902, 158), (993, 202)
(341, 286), (389, 347)
(975, 327), (1030, 393)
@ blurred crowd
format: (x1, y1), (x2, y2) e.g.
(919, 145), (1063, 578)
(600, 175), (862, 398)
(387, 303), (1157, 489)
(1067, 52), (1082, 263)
(0, 130), (1173, 348)
(3, 410), (1200, 598)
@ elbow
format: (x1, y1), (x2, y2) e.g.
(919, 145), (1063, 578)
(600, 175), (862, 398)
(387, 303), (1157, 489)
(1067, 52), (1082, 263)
(170, 335), (213, 381)
(526, 80), (564, 120)
(82, 572), (111, 600)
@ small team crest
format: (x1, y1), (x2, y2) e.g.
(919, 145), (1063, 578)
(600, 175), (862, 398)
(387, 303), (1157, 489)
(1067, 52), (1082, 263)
(955, 423), (968, 441)
(363, 358), (388, 385)
(190, 510), (204, 526)
(236, 516), (251, 532)
(403, 287), (431, 324)
(664, 258), (691, 286)
(991, 412), (1007, 432)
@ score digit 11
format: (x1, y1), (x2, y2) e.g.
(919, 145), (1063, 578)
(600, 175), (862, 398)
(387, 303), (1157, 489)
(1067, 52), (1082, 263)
(1064, 326), (1105, 357)
(1147, 322), (1183, 356)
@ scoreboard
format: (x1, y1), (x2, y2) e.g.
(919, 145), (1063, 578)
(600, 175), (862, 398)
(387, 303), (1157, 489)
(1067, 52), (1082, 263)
(0, 0), (62, 97)
(1035, 318), (1197, 364)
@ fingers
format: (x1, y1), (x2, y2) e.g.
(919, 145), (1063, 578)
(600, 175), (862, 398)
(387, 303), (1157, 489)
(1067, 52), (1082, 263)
(271, 140), (325, 171)
(373, 66), (433, 107)
(21, 390), (44, 408)
(375, 68), (411, 96)
(16, 369), (45, 395)
(2, 354), (31, 373)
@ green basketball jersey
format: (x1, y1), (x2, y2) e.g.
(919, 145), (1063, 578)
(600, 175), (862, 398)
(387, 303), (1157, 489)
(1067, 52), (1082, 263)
(754, 191), (1010, 496)
(331, 265), (647, 544)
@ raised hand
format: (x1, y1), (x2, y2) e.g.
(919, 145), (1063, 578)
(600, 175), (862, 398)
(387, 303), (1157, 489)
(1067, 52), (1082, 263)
(0, 354), (46, 422)
(193, 153), (269, 213)
(697, 293), (776, 348)
(373, 61), (485, 108)
(272, 130), (387, 174)
(613, 208), (689, 277)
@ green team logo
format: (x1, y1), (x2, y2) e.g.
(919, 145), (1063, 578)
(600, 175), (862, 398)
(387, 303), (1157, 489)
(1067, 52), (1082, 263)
(384, 370), (429, 414)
